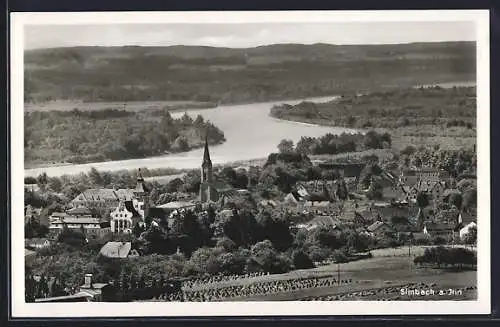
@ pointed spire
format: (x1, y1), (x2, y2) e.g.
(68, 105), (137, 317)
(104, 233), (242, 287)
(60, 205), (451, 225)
(203, 135), (212, 165)
(137, 168), (144, 182)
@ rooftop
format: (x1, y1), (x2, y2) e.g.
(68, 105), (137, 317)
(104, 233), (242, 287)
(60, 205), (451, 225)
(156, 201), (196, 209)
(99, 242), (132, 258)
(367, 221), (390, 232)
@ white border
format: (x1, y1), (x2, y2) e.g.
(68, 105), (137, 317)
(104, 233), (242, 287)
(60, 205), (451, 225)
(10, 10), (491, 317)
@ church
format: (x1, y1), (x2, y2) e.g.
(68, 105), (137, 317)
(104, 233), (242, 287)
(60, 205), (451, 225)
(199, 137), (234, 205)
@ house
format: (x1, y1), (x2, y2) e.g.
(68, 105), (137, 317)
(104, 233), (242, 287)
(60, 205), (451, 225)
(457, 211), (476, 226)
(99, 242), (139, 258)
(436, 209), (460, 224)
(70, 188), (122, 209)
(423, 222), (455, 239)
(66, 206), (93, 216)
(459, 222), (477, 241)
(297, 215), (342, 232)
(415, 180), (446, 197)
(25, 238), (51, 249)
(365, 220), (395, 238)
(399, 170), (419, 187)
(284, 191), (304, 205)
(109, 200), (144, 233)
(49, 214), (101, 234)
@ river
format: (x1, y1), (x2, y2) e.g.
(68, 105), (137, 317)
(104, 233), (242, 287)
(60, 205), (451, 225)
(24, 95), (357, 177)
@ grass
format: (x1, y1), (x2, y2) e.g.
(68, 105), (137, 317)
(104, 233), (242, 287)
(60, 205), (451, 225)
(373, 125), (476, 151)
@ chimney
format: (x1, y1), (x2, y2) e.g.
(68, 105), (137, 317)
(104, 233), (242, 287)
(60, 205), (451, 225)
(84, 273), (93, 289)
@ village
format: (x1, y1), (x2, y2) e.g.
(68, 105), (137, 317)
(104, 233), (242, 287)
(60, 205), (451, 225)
(24, 135), (478, 302)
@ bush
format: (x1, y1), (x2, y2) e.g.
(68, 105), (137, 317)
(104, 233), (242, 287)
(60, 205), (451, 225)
(292, 250), (315, 269)
(331, 249), (348, 263)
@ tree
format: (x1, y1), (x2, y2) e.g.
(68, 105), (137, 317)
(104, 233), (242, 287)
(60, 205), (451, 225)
(166, 178), (184, 193)
(462, 188), (477, 212)
(277, 139), (294, 154)
(88, 167), (104, 186)
(448, 192), (463, 210)
(292, 250), (315, 269)
(416, 192), (429, 209)
(172, 136), (189, 152)
(336, 179), (348, 201)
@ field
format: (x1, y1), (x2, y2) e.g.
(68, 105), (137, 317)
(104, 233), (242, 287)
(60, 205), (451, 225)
(225, 255), (476, 301)
(375, 125), (477, 151)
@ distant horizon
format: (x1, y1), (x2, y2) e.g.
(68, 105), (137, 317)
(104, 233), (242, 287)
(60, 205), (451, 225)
(26, 40), (476, 52)
(24, 21), (476, 50)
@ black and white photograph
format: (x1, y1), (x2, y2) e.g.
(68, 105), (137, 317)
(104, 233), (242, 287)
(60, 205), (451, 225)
(10, 10), (491, 317)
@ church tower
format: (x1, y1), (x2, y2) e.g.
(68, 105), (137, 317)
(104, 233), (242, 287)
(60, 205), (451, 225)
(200, 136), (214, 202)
(133, 168), (150, 220)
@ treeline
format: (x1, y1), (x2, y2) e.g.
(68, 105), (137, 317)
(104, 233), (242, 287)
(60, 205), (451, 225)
(25, 43), (475, 103)
(270, 86), (476, 129)
(25, 110), (225, 165)
(413, 246), (476, 269)
(292, 131), (391, 155)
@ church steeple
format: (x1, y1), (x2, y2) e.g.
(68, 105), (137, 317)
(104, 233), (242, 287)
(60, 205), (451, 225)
(200, 135), (214, 202)
(134, 168), (150, 198)
(134, 168), (150, 220)
(202, 135), (212, 167)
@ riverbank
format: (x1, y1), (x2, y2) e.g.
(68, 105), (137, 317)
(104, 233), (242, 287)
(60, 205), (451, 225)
(24, 100), (218, 113)
(24, 94), (350, 177)
(269, 83), (477, 150)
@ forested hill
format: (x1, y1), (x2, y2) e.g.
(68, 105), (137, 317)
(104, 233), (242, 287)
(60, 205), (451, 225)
(25, 42), (475, 104)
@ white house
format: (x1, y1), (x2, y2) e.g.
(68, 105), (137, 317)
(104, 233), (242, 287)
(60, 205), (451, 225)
(459, 221), (477, 241)
(109, 200), (144, 234)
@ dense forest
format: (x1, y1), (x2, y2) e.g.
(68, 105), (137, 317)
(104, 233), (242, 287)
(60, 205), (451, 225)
(25, 42), (475, 104)
(24, 109), (225, 165)
(270, 86), (476, 129)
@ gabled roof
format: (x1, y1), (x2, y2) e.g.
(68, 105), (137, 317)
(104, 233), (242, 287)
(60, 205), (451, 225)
(424, 222), (454, 231)
(367, 220), (391, 232)
(81, 189), (119, 202)
(156, 201), (196, 209)
(67, 207), (92, 216)
(458, 212), (476, 225)
(27, 238), (50, 246)
(51, 215), (100, 225)
(99, 242), (132, 258)
(50, 212), (67, 218)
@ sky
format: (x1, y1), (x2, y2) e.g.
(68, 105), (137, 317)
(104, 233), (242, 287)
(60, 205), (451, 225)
(24, 21), (476, 50)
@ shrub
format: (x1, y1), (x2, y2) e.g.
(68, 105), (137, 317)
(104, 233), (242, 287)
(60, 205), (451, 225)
(292, 250), (315, 269)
